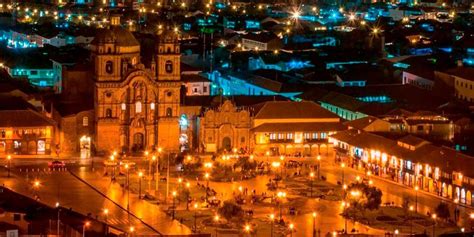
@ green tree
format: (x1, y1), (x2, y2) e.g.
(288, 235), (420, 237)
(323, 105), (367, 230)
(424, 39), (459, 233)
(218, 201), (243, 221)
(346, 182), (383, 211)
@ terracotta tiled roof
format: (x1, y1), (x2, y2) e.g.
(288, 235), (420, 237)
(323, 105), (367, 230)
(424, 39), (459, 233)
(0, 110), (55, 127)
(252, 122), (346, 132)
(253, 101), (339, 119)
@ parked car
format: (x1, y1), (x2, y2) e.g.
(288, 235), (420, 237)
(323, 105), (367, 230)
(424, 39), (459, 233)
(48, 160), (66, 168)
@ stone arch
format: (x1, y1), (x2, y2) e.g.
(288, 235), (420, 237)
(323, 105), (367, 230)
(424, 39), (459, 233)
(28, 140), (37, 154)
(448, 184), (453, 199)
(461, 188), (466, 203)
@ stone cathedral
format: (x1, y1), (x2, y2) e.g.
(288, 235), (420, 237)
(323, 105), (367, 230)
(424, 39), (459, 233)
(91, 16), (181, 153)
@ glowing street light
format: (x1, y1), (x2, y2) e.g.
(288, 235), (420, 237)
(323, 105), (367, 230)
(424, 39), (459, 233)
(6, 155), (11, 177)
(312, 212), (317, 237)
(269, 214), (275, 237)
(414, 186), (419, 213)
(289, 223), (295, 237)
(82, 221), (90, 237)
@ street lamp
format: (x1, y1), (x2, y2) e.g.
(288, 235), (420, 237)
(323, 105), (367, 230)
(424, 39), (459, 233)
(129, 226), (134, 236)
(340, 163), (345, 186)
(431, 214), (437, 237)
(138, 172), (143, 199)
(244, 224), (251, 236)
(214, 214), (220, 237)
(125, 164), (130, 224)
(82, 221), (90, 237)
(103, 208), (109, 223)
(269, 214), (275, 237)
(312, 212), (317, 237)
(193, 203), (198, 233)
(172, 191), (177, 219)
(56, 202), (60, 235)
(317, 155), (321, 179)
(414, 186), (419, 213)
(110, 155), (116, 181)
(289, 223), (295, 237)
(277, 191), (286, 221)
(309, 172), (315, 197)
(409, 205), (414, 235)
(204, 172), (210, 202)
(6, 155), (11, 177)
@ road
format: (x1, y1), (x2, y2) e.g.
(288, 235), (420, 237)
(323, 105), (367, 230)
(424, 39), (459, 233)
(2, 153), (470, 236)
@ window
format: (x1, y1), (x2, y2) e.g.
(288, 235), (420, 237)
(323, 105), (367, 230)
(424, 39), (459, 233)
(287, 133), (293, 140)
(166, 107), (172, 117)
(1, 130), (5, 138)
(203, 86), (208, 93)
(241, 137), (245, 143)
(106, 109), (112, 118)
(135, 101), (142, 113)
(277, 133), (284, 140)
(312, 133), (318, 139)
(269, 133), (276, 140)
(320, 132), (327, 139)
(165, 60), (173, 73)
(82, 117), (89, 126)
(121, 103), (126, 110)
(31, 70), (38, 75)
(150, 102), (155, 110)
(304, 133), (311, 139)
(105, 61), (113, 74)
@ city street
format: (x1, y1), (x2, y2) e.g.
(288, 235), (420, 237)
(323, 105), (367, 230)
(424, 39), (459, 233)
(2, 153), (470, 236)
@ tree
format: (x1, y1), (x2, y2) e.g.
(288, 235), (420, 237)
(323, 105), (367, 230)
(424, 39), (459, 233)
(435, 202), (450, 221)
(346, 182), (383, 212)
(218, 201), (243, 221)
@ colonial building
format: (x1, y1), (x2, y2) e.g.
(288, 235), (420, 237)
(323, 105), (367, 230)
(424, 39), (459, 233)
(92, 16), (181, 154)
(331, 129), (474, 206)
(200, 100), (252, 153)
(0, 96), (56, 156)
(197, 99), (345, 156)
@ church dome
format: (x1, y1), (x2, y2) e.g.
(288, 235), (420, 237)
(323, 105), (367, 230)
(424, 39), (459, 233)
(92, 26), (139, 47)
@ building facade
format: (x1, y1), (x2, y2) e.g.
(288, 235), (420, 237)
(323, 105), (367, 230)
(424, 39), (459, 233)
(92, 17), (181, 154)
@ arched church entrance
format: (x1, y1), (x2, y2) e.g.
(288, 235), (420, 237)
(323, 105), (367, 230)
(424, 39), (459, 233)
(222, 137), (231, 151)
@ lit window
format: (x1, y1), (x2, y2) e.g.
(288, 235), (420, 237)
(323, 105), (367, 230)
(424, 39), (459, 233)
(166, 107), (172, 117)
(106, 109), (112, 118)
(150, 102), (155, 110)
(82, 117), (89, 126)
(121, 103), (126, 110)
(135, 101), (142, 113)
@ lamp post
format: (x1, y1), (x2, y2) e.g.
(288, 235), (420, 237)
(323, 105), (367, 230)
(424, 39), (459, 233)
(82, 221), (90, 237)
(309, 172), (315, 197)
(317, 155), (321, 179)
(289, 223), (294, 237)
(312, 212), (317, 237)
(277, 191), (286, 221)
(138, 172), (143, 199)
(244, 224), (251, 236)
(103, 208), (109, 224)
(193, 203), (198, 233)
(185, 182), (191, 210)
(33, 180), (40, 200)
(205, 172), (210, 202)
(56, 202), (60, 235)
(431, 214), (437, 237)
(129, 226), (135, 237)
(414, 186), (419, 213)
(125, 164), (130, 225)
(172, 191), (177, 219)
(214, 214), (220, 237)
(110, 155), (116, 181)
(7, 155), (11, 177)
(409, 205), (414, 235)
(166, 151), (170, 204)
(341, 163), (345, 186)
(269, 214), (275, 237)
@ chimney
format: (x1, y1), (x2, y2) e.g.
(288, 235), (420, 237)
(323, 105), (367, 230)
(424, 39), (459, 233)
(110, 15), (120, 26)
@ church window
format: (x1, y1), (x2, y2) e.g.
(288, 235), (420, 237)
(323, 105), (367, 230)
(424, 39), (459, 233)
(83, 117), (89, 126)
(106, 109), (112, 118)
(1, 130), (5, 138)
(121, 103), (126, 110)
(106, 92), (112, 97)
(167, 47), (171, 53)
(135, 101), (142, 113)
(166, 107), (172, 117)
(241, 137), (245, 143)
(150, 102), (155, 110)
(105, 61), (113, 74)
(107, 47), (111, 54)
(165, 60), (173, 73)
(175, 47), (179, 53)
(166, 91), (173, 97)
(132, 57), (137, 65)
